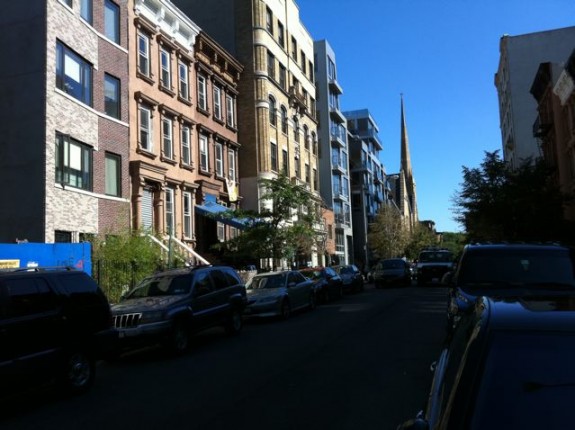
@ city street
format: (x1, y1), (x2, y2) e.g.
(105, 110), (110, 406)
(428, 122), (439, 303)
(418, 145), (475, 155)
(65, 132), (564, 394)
(1, 284), (448, 430)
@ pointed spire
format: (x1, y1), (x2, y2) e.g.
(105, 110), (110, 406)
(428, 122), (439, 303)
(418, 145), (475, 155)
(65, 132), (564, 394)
(400, 94), (413, 182)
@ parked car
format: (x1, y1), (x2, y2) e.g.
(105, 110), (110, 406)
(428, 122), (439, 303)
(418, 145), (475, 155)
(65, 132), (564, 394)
(333, 264), (364, 293)
(299, 266), (343, 303)
(444, 243), (575, 332)
(0, 267), (117, 395)
(244, 270), (315, 319)
(111, 265), (247, 354)
(415, 248), (455, 285)
(372, 258), (412, 288)
(398, 294), (575, 429)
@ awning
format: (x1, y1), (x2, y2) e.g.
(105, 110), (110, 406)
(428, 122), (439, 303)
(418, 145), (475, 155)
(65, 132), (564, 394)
(195, 201), (247, 230)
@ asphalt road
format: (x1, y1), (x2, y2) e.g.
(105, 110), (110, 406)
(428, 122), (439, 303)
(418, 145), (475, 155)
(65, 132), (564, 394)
(1, 283), (448, 430)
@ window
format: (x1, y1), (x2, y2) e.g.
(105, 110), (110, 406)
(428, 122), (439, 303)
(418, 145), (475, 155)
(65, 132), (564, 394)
(308, 60), (313, 82)
(270, 142), (278, 172)
(183, 191), (192, 239)
(213, 86), (222, 119)
(266, 7), (273, 34)
(279, 64), (286, 90)
(313, 168), (318, 191)
(178, 61), (189, 100)
(312, 132), (317, 155)
(215, 142), (223, 177)
(104, 0), (120, 44)
(303, 125), (309, 149)
(165, 187), (174, 235)
(282, 149), (288, 176)
(267, 51), (275, 80)
(5, 278), (57, 318)
(160, 48), (171, 90)
(55, 230), (72, 243)
(293, 117), (299, 142)
(80, 0), (92, 24)
(294, 156), (300, 179)
(301, 51), (306, 74)
(181, 125), (191, 166)
(291, 36), (297, 61)
(226, 94), (235, 127)
(105, 153), (121, 196)
(63, 0), (72, 7)
(228, 149), (236, 180)
(162, 117), (173, 159)
(138, 104), (152, 152)
(269, 96), (276, 126)
(305, 163), (310, 184)
(198, 74), (207, 110)
(56, 41), (92, 106)
(138, 32), (150, 77)
(281, 106), (288, 134)
(55, 132), (93, 191)
(104, 74), (120, 119)
(278, 22), (285, 48)
(199, 134), (209, 172)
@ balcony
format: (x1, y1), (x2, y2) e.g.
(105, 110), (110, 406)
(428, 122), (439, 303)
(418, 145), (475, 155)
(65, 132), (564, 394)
(331, 156), (347, 174)
(289, 86), (307, 115)
(328, 78), (343, 95)
(329, 105), (347, 123)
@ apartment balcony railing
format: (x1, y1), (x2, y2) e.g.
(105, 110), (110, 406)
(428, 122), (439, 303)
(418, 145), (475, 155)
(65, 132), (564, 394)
(329, 78), (343, 95)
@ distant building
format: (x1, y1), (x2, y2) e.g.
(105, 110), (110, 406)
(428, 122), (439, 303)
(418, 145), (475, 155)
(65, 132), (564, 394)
(494, 26), (575, 169)
(530, 49), (575, 221)
(314, 40), (353, 265)
(0, 0), (131, 243)
(345, 109), (386, 271)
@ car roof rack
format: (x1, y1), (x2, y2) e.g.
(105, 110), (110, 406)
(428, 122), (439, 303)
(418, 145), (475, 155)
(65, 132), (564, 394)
(0, 266), (78, 273)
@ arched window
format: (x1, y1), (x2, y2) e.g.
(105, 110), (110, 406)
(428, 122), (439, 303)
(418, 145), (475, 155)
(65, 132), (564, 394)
(281, 106), (288, 134)
(269, 96), (276, 126)
(311, 132), (317, 155)
(303, 125), (309, 150)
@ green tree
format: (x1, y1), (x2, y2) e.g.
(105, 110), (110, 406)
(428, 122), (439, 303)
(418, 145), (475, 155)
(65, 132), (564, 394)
(214, 175), (321, 266)
(367, 205), (410, 259)
(404, 223), (437, 260)
(452, 150), (572, 243)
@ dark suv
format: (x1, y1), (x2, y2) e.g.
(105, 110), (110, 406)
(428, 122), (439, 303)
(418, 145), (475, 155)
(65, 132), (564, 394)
(111, 265), (247, 354)
(0, 267), (116, 394)
(415, 248), (455, 285)
(444, 243), (575, 332)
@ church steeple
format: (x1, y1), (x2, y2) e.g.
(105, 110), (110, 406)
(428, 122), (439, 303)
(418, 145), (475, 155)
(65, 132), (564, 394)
(400, 94), (413, 186)
(399, 95), (418, 227)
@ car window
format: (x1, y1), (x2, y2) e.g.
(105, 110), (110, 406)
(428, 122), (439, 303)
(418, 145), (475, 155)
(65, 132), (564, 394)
(458, 250), (575, 287)
(3, 277), (58, 317)
(288, 272), (306, 284)
(127, 274), (193, 298)
(57, 272), (99, 294)
(222, 268), (242, 286)
(470, 331), (575, 429)
(326, 267), (336, 277)
(193, 271), (214, 297)
(420, 252), (453, 263)
(210, 269), (229, 290)
(249, 273), (286, 289)
(382, 260), (402, 269)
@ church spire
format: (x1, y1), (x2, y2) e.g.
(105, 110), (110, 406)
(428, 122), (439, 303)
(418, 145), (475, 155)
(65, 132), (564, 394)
(399, 94), (418, 227)
(400, 94), (413, 184)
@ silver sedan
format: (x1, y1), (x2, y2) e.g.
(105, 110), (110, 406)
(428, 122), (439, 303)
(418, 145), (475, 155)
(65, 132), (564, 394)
(244, 270), (315, 319)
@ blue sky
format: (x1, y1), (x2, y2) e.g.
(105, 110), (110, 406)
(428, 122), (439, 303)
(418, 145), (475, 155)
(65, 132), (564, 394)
(297, 0), (575, 232)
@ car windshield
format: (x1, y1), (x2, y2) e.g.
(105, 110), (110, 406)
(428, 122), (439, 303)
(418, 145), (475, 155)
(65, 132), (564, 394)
(381, 260), (404, 269)
(419, 251), (453, 263)
(301, 270), (321, 280)
(126, 274), (192, 299)
(248, 273), (286, 289)
(470, 331), (575, 429)
(337, 266), (354, 275)
(458, 250), (575, 289)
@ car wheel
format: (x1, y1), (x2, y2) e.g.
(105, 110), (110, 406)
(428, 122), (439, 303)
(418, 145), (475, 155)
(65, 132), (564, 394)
(60, 350), (95, 395)
(225, 308), (243, 336)
(167, 321), (189, 354)
(280, 299), (291, 319)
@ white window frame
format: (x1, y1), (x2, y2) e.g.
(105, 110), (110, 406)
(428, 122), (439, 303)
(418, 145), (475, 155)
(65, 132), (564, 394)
(183, 191), (192, 239)
(217, 222), (225, 242)
(228, 149), (236, 180)
(139, 104), (152, 152)
(215, 142), (224, 177)
(138, 32), (150, 76)
(160, 48), (171, 90)
(165, 187), (174, 236)
(198, 74), (207, 110)
(226, 94), (235, 127)
(181, 125), (191, 166)
(162, 116), (173, 159)
(213, 86), (222, 119)
(199, 134), (209, 172)
(178, 61), (189, 100)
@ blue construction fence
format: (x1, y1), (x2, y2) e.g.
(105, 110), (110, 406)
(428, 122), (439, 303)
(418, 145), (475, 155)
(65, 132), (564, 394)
(0, 242), (92, 274)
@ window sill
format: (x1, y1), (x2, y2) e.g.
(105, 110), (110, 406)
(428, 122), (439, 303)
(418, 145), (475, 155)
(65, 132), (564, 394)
(137, 147), (157, 159)
(197, 106), (210, 117)
(226, 123), (238, 132)
(137, 72), (155, 86)
(180, 163), (195, 172)
(160, 85), (176, 97)
(161, 155), (177, 165)
(214, 116), (225, 126)
(198, 169), (212, 178)
(178, 95), (192, 106)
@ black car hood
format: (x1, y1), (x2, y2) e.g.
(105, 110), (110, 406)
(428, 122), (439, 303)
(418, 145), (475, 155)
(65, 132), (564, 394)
(111, 295), (186, 313)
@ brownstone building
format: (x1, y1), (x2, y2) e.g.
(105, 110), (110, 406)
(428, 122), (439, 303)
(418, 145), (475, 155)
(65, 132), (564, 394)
(128, 0), (242, 261)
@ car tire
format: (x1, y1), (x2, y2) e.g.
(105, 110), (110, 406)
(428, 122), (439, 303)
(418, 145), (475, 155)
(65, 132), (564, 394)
(225, 308), (243, 336)
(59, 350), (95, 395)
(166, 321), (189, 354)
(280, 299), (291, 320)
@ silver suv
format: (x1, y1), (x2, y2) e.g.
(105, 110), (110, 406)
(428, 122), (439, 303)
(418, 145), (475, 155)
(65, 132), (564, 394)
(111, 265), (247, 354)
